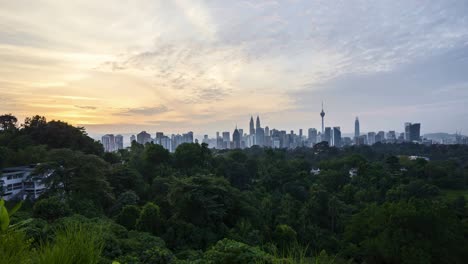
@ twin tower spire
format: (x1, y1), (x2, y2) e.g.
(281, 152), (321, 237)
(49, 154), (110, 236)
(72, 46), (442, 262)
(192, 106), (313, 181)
(249, 116), (261, 135)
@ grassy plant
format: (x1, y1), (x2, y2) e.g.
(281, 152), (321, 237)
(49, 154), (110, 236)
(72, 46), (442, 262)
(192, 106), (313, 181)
(36, 224), (103, 264)
(0, 231), (32, 264)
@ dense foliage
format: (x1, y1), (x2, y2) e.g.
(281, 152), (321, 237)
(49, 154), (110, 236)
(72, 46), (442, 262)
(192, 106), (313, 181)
(1, 114), (468, 263)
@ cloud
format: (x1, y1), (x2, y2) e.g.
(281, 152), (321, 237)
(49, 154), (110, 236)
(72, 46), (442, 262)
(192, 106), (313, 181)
(1, 0), (468, 134)
(74, 105), (97, 110)
(115, 106), (170, 116)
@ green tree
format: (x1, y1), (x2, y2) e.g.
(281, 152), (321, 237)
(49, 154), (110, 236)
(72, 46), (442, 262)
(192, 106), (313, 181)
(273, 224), (297, 250)
(117, 205), (141, 230)
(203, 238), (273, 264)
(33, 196), (71, 222)
(0, 114), (17, 131)
(137, 202), (161, 235)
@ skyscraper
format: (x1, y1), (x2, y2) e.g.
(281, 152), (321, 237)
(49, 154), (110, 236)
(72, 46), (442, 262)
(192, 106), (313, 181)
(320, 102), (325, 134)
(367, 132), (376, 145)
(222, 132), (230, 149)
(137, 131), (151, 145)
(233, 127), (241, 149)
(101, 134), (115, 152)
(115, 134), (123, 150)
(332, 127), (341, 147)
(354, 117), (360, 138)
(308, 128), (317, 146)
(249, 116), (255, 135)
(405, 123), (421, 142)
(255, 116), (264, 146)
(324, 127), (332, 143)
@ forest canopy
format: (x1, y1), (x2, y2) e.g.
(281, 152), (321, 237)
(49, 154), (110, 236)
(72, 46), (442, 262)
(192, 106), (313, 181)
(1, 114), (467, 264)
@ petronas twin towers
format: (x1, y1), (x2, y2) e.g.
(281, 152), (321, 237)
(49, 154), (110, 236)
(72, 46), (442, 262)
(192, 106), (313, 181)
(250, 116), (265, 146)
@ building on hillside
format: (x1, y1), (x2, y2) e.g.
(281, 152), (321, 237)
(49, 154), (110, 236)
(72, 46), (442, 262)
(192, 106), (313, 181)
(1, 164), (51, 201)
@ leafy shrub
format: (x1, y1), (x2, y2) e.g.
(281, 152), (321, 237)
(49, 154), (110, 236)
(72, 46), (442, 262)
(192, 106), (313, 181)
(33, 196), (71, 222)
(204, 238), (274, 264)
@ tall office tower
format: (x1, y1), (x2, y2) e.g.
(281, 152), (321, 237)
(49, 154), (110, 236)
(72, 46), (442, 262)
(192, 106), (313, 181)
(216, 132), (223, 149)
(367, 132), (376, 145)
(356, 135), (367, 145)
(130, 135), (136, 143)
(332, 127), (342, 147)
(255, 116), (264, 146)
(324, 127), (332, 143)
(264, 126), (271, 147)
(355, 117), (360, 138)
(101, 134), (115, 152)
(308, 128), (318, 146)
(137, 131), (151, 145)
(156, 132), (164, 139)
(238, 129), (244, 137)
(161, 136), (172, 151)
(404, 123), (411, 141)
(233, 127), (241, 149)
(115, 135), (124, 150)
(376, 131), (385, 143)
(410, 123), (421, 142)
(299, 129), (303, 138)
(320, 102), (325, 134)
(405, 123), (421, 142)
(249, 116), (255, 135)
(387, 131), (396, 143)
(222, 132), (230, 149)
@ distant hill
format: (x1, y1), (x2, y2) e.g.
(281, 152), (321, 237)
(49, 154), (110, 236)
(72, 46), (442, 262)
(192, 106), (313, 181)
(423, 132), (466, 141)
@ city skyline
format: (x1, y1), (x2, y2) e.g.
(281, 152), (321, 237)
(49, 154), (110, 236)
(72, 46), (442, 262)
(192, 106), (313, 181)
(1, 1), (468, 135)
(99, 111), (445, 152)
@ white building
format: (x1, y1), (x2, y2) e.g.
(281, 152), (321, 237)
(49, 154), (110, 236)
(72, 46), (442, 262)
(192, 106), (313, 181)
(1, 164), (51, 201)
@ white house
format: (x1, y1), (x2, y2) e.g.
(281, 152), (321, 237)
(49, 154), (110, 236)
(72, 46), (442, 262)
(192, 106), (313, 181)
(1, 164), (51, 201)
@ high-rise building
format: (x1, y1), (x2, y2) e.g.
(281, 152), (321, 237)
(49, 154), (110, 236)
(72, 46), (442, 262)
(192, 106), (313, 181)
(355, 117), (360, 138)
(405, 123), (421, 142)
(308, 128), (317, 146)
(137, 131), (151, 145)
(101, 134), (115, 152)
(233, 127), (241, 149)
(130, 135), (136, 143)
(255, 116), (265, 146)
(332, 127), (342, 147)
(375, 131), (385, 143)
(155, 132), (164, 140)
(249, 116), (255, 135)
(265, 126), (270, 137)
(367, 132), (376, 145)
(386, 131), (396, 143)
(115, 135), (124, 150)
(320, 102), (325, 134)
(222, 132), (230, 149)
(324, 127), (332, 143)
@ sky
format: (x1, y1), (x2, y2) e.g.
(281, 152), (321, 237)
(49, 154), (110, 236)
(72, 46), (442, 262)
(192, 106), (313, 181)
(1, 0), (468, 138)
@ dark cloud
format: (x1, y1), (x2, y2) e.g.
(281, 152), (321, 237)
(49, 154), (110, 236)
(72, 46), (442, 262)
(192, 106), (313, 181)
(115, 105), (170, 116)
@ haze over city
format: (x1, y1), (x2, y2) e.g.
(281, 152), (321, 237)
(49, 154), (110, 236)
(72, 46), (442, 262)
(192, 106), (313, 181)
(1, 0), (468, 136)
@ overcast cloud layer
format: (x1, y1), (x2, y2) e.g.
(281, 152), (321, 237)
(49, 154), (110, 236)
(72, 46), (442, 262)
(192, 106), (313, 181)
(1, 0), (468, 136)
